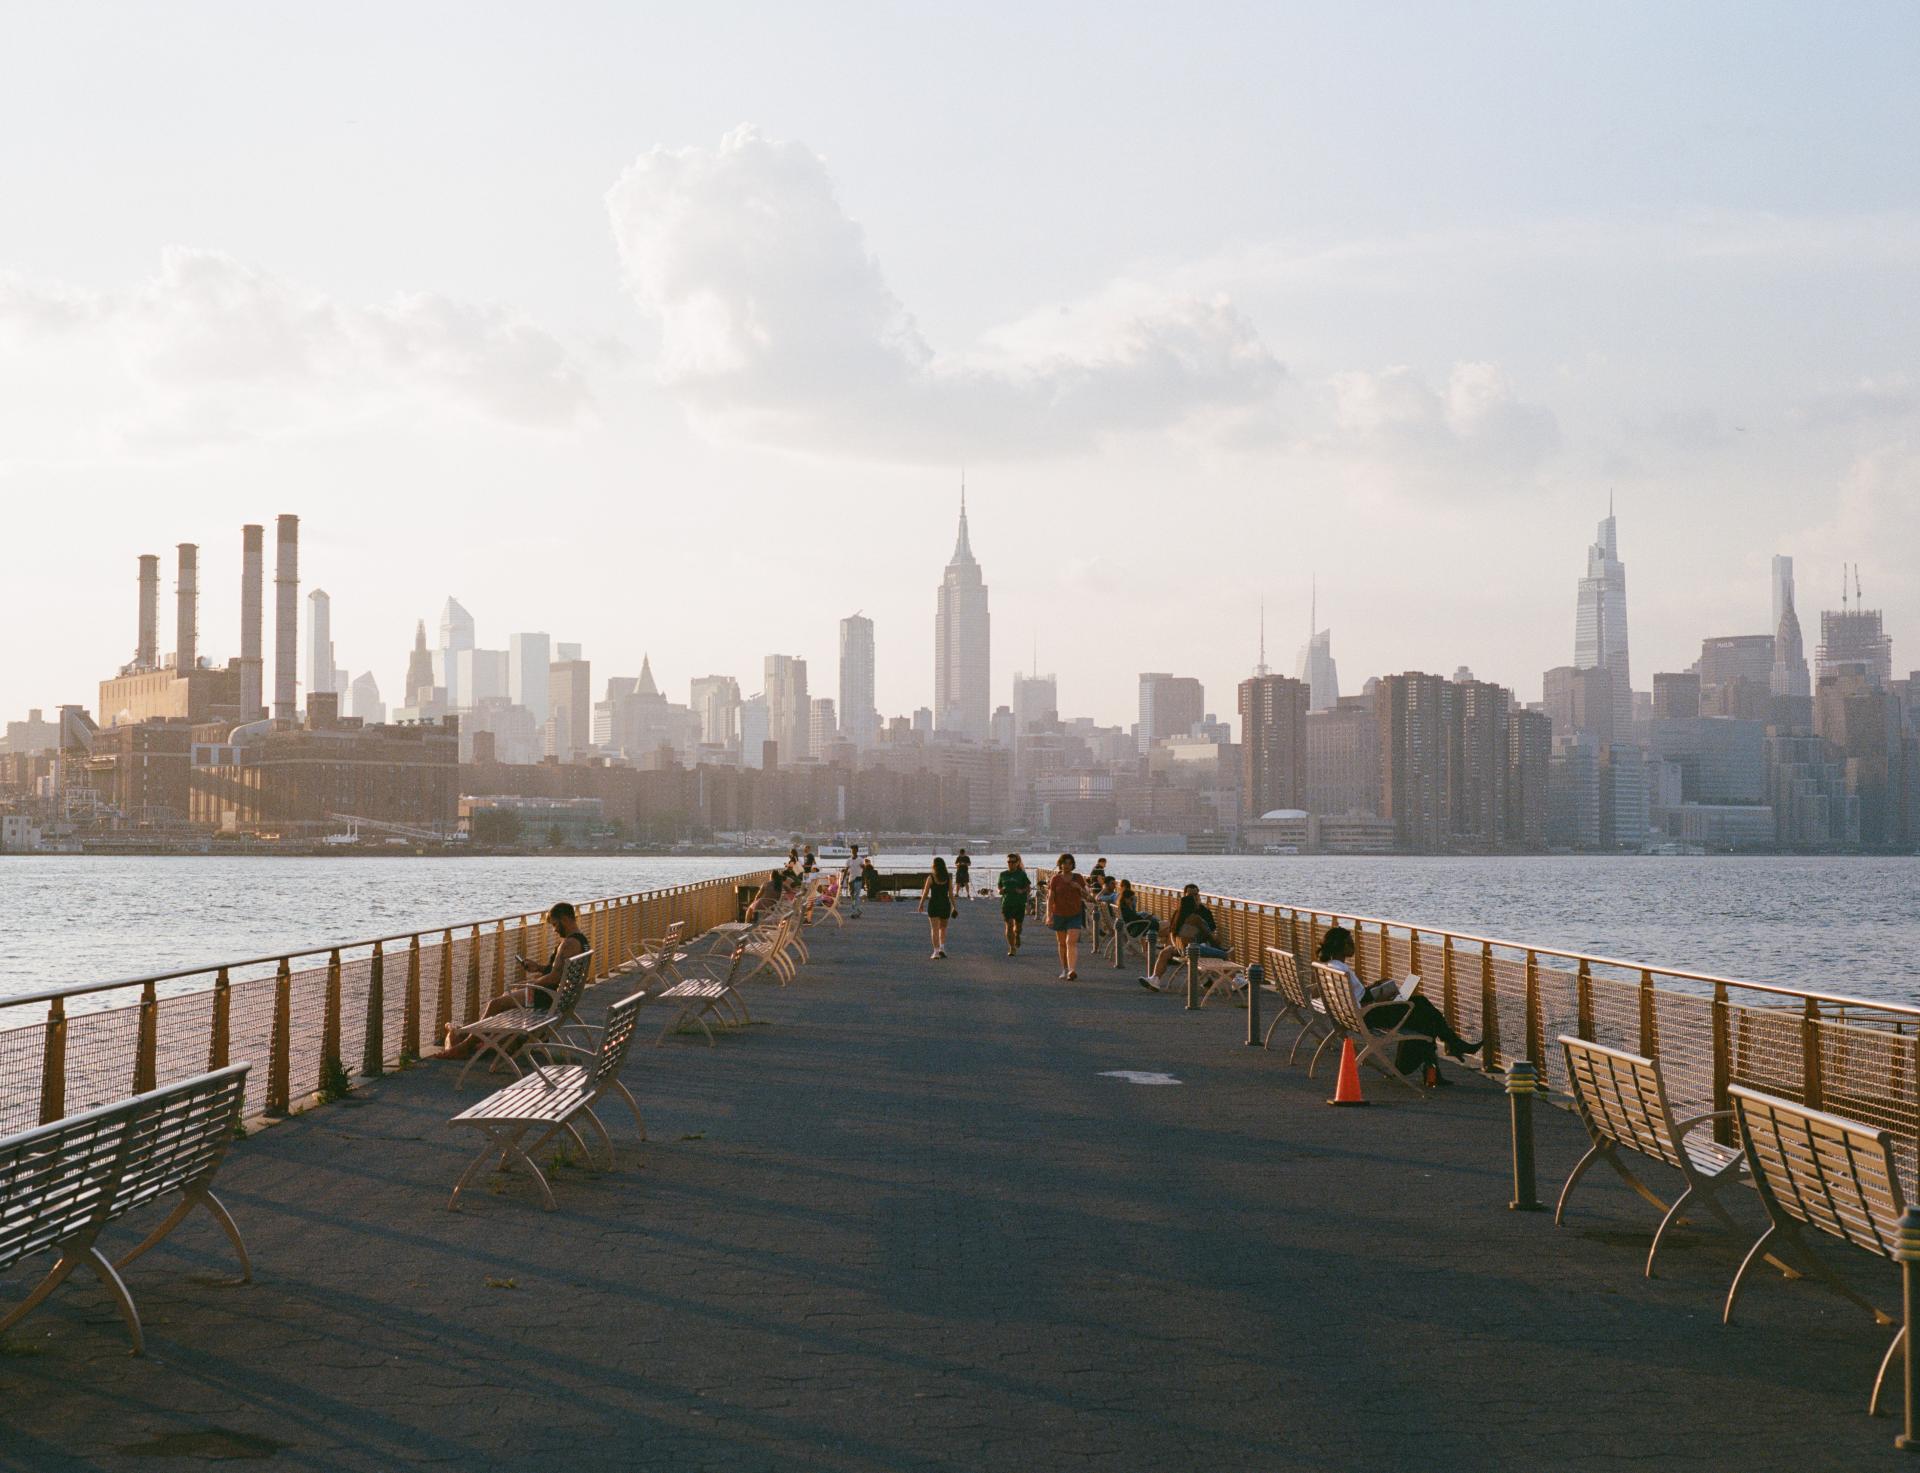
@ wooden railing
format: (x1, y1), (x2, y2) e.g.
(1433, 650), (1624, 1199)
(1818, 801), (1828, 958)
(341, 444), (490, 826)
(0, 873), (759, 1133)
(1131, 883), (1920, 1184)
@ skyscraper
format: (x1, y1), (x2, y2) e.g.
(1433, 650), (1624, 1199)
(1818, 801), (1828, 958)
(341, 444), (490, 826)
(1237, 674), (1309, 818)
(509, 632), (551, 723)
(839, 613), (876, 748)
(404, 621), (435, 706)
(439, 597), (475, 707)
(305, 589), (335, 701)
(1294, 582), (1340, 712)
(934, 489), (991, 742)
(1378, 672), (1452, 852)
(349, 671), (385, 726)
(1139, 673), (1205, 749)
(1771, 554), (1795, 641)
(1010, 671), (1057, 737)
(547, 656), (591, 761)
(1573, 502), (1631, 719)
(764, 654), (810, 765)
(1817, 566), (1893, 688)
(691, 675), (742, 747)
(1771, 586), (1811, 699)
(809, 697), (838, 755)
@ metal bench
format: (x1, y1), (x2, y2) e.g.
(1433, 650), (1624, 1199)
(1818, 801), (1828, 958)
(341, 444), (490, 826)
(447, 992), (647, 1211)
(631, 922), (690, 985)
(646, 945), (751, 1046)
(1260, 947), (1332, 1061)
(0, 1064), (251, 1354)
(1724, 1084), (1908, 1415)
(1555, 1035), (1748, 1276)
(1309, 962), (1426, 1095)
(1105, 909), (1157, 971)
(450, 948), (595, 1088)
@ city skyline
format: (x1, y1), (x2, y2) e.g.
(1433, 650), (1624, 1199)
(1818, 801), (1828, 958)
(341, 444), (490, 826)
(2, 7), (1917, 729)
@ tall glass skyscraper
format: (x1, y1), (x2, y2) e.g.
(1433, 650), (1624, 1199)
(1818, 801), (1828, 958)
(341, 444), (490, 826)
(934, 492), (991, 742)
(1573, 504), (1631, 722)
(839, 613), (876, 747)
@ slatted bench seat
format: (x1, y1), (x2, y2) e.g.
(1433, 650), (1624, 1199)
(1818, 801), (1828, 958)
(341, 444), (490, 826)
(1555, 1035), (1748, 1276)
(630, 922), (689, 985)
(0, 1064), (252, 1354)
(447, 992), (646, 1211)
(1309, 962), (1427, 1096)
(1724, 1084), (1908, 1416)
(646, 946), (751, 1046)
(450, 948), (595, 1088)
(1260, 947), (1331, 1062)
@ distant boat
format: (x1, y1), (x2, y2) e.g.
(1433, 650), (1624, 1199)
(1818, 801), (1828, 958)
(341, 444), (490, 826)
(1645, 841), (1707, 856)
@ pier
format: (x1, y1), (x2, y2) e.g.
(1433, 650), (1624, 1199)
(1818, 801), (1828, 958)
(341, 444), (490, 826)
(1, 885), (1915, 1469)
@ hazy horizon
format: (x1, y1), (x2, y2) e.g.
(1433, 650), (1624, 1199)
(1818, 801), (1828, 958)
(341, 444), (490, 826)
(3, 2), (1916, 730)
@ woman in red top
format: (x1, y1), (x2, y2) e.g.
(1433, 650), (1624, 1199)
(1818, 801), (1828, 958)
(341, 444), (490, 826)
(1046, 853), (1088, 980)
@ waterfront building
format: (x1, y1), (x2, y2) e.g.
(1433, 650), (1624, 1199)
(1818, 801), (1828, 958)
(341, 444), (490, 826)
(1237, 674), (1309, 820)
(838, 614), (876, 749)
(547, 657), (592, 761)
(1449, 679), (1509, 850)
(1139, 673), (1205, 750)
(1305, 693), (1380, 817)
(1547, 735), (1602, 849)
(1815, 670), (1903, 847)
(437, 597), (475, 708)
(1543, 664), (1614, 747)
(764, 654), (810, 765)
(1573, 503), (1631, 721)
(1378, 672), (1451, 852)
(403, 621), (436, 707)
(189, 713), (459, 835)
(1651, 717), (1768, 806)
(933, 494), (991, 743)
(1600, 742), (1651, 850)
(1505, 708), (1551, 849)
(305, 589), (336, 700)
(508, 633), (551, 724)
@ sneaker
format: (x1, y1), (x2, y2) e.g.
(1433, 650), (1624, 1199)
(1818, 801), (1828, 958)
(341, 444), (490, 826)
(1138, 977), (1156, 991)
(937, 949), (947, 958)
(1058, 971), (1069, 980)
(1067, 971), (1078, 981)
(931, 951), (940, 960)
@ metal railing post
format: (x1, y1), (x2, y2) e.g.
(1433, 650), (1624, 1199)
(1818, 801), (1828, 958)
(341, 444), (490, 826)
(1441, 934), (1457, 1030)
(1711, 982), (1733, 1146)
(465, 925), (482, 1022)
(492, 921), (507, 1000)
(320, 947), (343, 1090)
(1803, 997), (1824, 1109)
(402, 934), (422, 1061)
(361, 940), (385, 1077)
(38, 998), (66, 1124)
(266, 958), (292, 1115)
(1639, 968), (1659, 1057)
(1507, 1060), (1544, 1211)
(1896, 1205), (1920, 1451)
(1524, 949), (1545, 1076)
(208, 967), (231, 1071)
(1480, 942), (1500, 1065)
(134, 981), (158, 1094)
(435, 929), (454, 1049)
(1576, 959), (1595, 1040)
(1246, 955), (1262, 1046)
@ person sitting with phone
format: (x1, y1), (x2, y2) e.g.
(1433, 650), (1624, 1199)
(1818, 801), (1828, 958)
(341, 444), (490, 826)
(1141, 884), (1226, 989)
(444, 901), (589, 1054)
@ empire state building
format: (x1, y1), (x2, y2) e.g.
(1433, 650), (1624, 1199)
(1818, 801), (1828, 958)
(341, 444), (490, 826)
(934, 491), (991, 742)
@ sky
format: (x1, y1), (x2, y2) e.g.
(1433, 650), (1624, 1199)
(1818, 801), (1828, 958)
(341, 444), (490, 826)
(2, 1), (1917, 731)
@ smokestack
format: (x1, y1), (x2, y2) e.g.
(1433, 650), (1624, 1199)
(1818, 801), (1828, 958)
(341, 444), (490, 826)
(136, 554), (159, 669)
(175, 543), (198, 672)
(274, 514), (299, 721)
(240, 524), (265, 718)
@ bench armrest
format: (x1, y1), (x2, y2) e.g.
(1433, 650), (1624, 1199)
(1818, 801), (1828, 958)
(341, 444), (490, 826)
(1672, 1110), (1736, 1137)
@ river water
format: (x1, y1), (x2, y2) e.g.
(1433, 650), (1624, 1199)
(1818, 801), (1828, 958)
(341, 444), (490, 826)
(0, 854), (1914, 1006)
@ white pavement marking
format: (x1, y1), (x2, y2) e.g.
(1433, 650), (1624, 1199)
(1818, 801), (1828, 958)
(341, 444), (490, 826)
(1099, 1070), (1182, 1085)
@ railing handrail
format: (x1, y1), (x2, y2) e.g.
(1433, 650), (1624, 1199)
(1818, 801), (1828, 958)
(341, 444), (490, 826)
(1130, 883), (1920, 1022)
(0, 873), (765, 1013)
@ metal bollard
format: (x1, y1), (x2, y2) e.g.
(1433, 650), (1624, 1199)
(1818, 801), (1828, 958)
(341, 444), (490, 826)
(1245, 963), (1263, 1046)
(1184, 947), (1199, 1011)
(1507, 1060), (1544, 1211)
(1898, 1205), (1920, 1451)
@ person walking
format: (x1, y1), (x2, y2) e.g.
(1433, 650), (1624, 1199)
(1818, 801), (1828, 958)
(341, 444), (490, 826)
(843, 843), (864, 916)
(918, 856), (955, 958)
(997, 853), (1032, 955)
(953, 847), (972, 902)
(1046, 853), (1087, 980)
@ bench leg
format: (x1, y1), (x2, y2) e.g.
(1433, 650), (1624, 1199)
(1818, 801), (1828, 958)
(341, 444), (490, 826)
(1724, 1223), (1778, 1323)
(1646, 1183), (1696, 1278)
(0, 1248), (90, 1342)
(1872, 1324), (1906, 1417)
(114, 1187), (251, 1284)
(7, 1246), (149, 1354)
(1554, 1142), (1605, 1225)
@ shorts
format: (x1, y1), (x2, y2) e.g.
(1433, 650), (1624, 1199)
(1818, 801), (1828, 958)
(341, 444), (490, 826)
(1051, 913), (1084, 933)
(1001, 900), (1026, 922)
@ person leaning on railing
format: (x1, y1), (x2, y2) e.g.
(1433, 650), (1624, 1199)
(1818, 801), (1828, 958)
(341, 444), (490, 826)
(1317, 924), (1481, 1084)
(444, 901), (588, 1055)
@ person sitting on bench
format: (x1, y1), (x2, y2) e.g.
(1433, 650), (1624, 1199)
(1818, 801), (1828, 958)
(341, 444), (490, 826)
(1141, 884), (1226, 989)
(1317, 925), (1480, 1082)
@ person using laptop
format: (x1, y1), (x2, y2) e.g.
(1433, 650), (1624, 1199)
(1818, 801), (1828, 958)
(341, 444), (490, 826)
(1317, 925), (1480, 1082)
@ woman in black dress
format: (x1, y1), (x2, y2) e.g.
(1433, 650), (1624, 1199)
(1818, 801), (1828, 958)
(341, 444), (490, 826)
(918, 856), (955, 959)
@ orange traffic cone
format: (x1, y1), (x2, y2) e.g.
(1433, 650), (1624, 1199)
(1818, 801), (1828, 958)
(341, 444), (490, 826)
(1326, 1037), (1368, 1106)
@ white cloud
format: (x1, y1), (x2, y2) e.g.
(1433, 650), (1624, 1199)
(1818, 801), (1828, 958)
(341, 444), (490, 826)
(0, 249), (592, 458)
(605, 126), (1283, 461)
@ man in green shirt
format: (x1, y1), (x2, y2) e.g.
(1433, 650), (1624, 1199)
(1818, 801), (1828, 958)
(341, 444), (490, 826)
(997, 853), (1032, 957)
